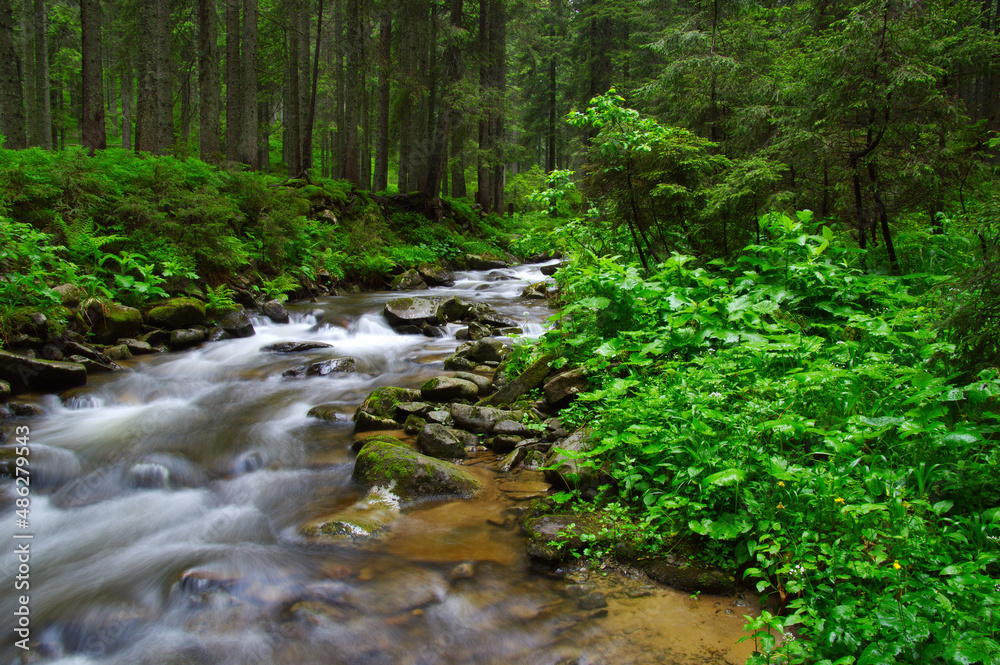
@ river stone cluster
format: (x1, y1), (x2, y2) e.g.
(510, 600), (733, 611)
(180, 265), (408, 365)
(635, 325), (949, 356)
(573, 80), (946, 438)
(0, 290), (293, 395)
(382, 296), (522, 340)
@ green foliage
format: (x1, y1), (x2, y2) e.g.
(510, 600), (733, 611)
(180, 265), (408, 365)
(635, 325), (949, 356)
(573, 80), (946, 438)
(546, 211), (1000, 663)
(526, 169), (581, 218)
(205, 284), (238, 310)
(0, 216), (71, 339)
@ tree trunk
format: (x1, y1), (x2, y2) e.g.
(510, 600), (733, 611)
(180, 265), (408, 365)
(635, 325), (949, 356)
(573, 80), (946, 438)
(136, 0), (159, 153)
(286, 0), (302, 174)
(302, 0), (323, 173)
(198, 0), (221, 161)
(30, 0), (51, 148)
(476, 0), (492, 212)
(121, 64), (132, 149)
(225, 0), (241, 159)
(0, 0), (26, 148)
(373, 4), (390, 191)
(342, 0), (360, 183)
(238, 0), (258, 168)
(81, 0), (106, 153)
(155, 0), (172, 152)
(490, 0), (506, 214)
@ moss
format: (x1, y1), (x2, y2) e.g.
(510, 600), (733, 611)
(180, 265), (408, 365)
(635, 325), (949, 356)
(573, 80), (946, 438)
(354, 386), (421, 421)
(352, 438), (482, 503)
(146, 297), (206, 329)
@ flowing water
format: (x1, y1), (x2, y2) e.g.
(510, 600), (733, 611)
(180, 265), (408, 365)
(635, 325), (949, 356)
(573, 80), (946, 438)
(1, 262), (760, 665)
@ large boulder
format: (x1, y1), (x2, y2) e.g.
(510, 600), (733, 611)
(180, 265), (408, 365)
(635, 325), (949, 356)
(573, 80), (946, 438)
(417, 262), (456, 287)
(261, 299), (290, 324)
(417, 424), (474, 459)
(145, 297), (207, 329)
(544, 429), (610, 499)
(352, 437), (482, 503)
(643, 557), (734, 596)
(465, 302), (518, 329)
(282, 357), (358, 378)
(521, 282), (551, 300)
(383, 297), (445, 328)
(465, 338), (507, 363)
(84, 299), (143, 344)
(466, 255), (508, 270)
(211, 305), (255, 338)
(0, 350), (87, 394)
(169, 328), (206, 349)
(353, 387), (421, 432)
(420, 376), (480, 402)
(481, 353), (556, 407)
(543, 367), (589, 409)
(439, 296), (471, 322)
(53, 283), (86, 309)
(450, 404), (521, 434)
(390, 269), (428, 291)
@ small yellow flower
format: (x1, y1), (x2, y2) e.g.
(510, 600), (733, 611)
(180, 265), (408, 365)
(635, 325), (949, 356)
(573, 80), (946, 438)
(777, 503), (785, 510)
(893, 561), (901, 570)
(903, 502), (910, 508)
(835, 497), (845, 504)
(778, 481), (786, 487)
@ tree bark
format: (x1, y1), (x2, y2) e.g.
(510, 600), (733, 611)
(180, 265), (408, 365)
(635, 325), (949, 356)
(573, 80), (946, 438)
(0, 0), (26, 148)
(136, 0), (160, 153)
(225, 0), (241, 159)
(302, 0), (323, 172)
(373, 4), (390, 192)
(476, 0), (492, 212)
(286, 0), (302, 174)
(81, 0), (106, 153)
(238, 0), (258, 168)
(155, 0), (172, 152)
(121, 64), (132, 149)
(30, 0), (51, 148)
(342, 0), (360, 183)
(198, 0), (221, 161)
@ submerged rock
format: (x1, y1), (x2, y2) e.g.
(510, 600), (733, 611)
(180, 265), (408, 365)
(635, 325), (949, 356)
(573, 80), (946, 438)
(524, 514), (609, 563)
(282, 357), (358, 378)
(643, 557), (733, 596)
(307, 404), (348, 421)
(300, 484), (402, 542)
(352, 437), (482, 503)
(260, 341), (334, 353)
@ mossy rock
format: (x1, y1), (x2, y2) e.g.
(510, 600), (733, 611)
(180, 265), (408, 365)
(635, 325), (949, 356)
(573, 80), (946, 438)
(351, 433), (407, 453)
(300, 486), (401, 542)
(353, 386), (421, 432)
(523, 514), (611, 563)
(352, 438), (482, 504)
(84, 299), (143, 344)
(145, 297), (207, 330)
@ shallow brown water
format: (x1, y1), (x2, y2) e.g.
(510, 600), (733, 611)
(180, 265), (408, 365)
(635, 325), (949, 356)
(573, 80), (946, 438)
(0, 263), (761, 664)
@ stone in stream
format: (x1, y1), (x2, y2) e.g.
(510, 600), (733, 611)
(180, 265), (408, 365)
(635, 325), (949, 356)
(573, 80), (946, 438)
(0, 443), (82, 489)
(521, 282), (551, 299)
(307, 404), (348, 421)
(383, 297), (446, 328)
(540, 262), (560, 276)
(120, 338), (158, 355)
(169, 327), (207, 349)
(420, 376), (480, 402)
(353, 387), (421, 432)
(439, 295), (471, 322)
(417, 262), (456, 287)
(496, 447), (525, 473)
(455, 321), (492, 341)
(260, 341), (334, 353)
(642, 557), (734, 596)
(493, 419), (533, 437)
(282, 357), (358, 378)
(417, 423), (475, 459)
(480, 353), (557, 407)
(488, 434), (523, 454)
(145, 297), (207, 329)
(454, 371), (494, 395)
(211, 305), (255, 338)
(443, 354), (477, 371)
(390, 268), (428, 291)
(68, 354), (122, 374)
(262, 299), (290, 323)
(465, 254), (509, 270)
(450, 403), (523, 434)
(393, 401), (434, 421)
(0, 349), (88, 394)
(465, 338), (508, 363)
(300, 484), (402, 541)
(403, 414), (427, 434)
(524, 514), (611, 563)
(352, 437), (482, 503)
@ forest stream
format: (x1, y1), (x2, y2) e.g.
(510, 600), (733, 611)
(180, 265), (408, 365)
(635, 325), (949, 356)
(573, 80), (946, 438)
(1, 262), (760, 665)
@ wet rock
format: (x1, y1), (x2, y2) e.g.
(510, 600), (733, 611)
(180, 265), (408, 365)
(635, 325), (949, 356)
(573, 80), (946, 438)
(51, 453), (207, 508)
(643, 557), (733, 596)
(403, 414), (427, 435)
(450, 403), (519, 433)
(421, 323), (445, 338)
(544, 367), (589, 409)
(126, 462), (171, 489)
(352, 437), (482, 503)
(146, 297), (207, 329)
(577, 591), (608, 610)
(40, 343), (64, 361)
(53, 283), (86, 309)
(260, 341), (334, 353)
(489, 434), (523, 454)
(493, 419), (532, 436)
(68, 354), (122, 374)
(307, 404), (347, 421)
(353, 387), (421, 432)
(301, 485), (401, 541)
(140, 329), (171, 347)
(0, 349), (87, 394)
(282, 357), (358, 378)
(465, 338), (507, 363)
(521, 282), (551, 299)
(417, 262), (456, 287)
(497, 448), (525, 473)
(524, 514), (610, 563)
(390, 268), (428, 291)
(426, 409), (452, 425)
(439, 296), (472, 322)
(103, 344), (132, 361)
(120, 338), (157, 355)
(544, 429), (595, 491)
(393, 401), (434, 421)
(522, 449), (547, 470)
(455, 321), (492, 341)
(169, 328), (206, 349)
(466, 302), (519, 329)
(7, 402), (43, 417)
(454, 371), (493, 395)
(420, 376), (480, 402)
(466, 254), (508, 270)
(84, 299), (143, 344)
(443, 354), (477, 371)
(351, 433), (406, 453)
(481, 353), (556, 407)
(383, 297), (445, 328)
(494, 326), (524, 336)
(395, 324), (424, 335)
(0, 380), (9, 400)
(540, 263), (560, 276)
(450, 562), (475, 579)
(544, 417), (570, 441)
(528, 251), (556, 264)
(211, 305), (255, 338)
(318, 565), (449, 615)
(262, 299), (290, 324)
(62, 340), (114, 364)
(417, 423), (474, 459)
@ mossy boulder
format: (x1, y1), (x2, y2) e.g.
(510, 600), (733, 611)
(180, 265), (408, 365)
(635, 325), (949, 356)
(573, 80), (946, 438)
(146, 297), (207, 330)
(0, 350), (87, 394)
(210, 305), (255, 338)
(523, 514), (611, 563)
(390, 269), (428, 291)
(417, 423), (474, 459)
(353, 386), (421, 432)
(84, 299), (143, 344)
(352, 437), (482, 503)
(420, 376), (480, 402)
(642, 557), (734, 596)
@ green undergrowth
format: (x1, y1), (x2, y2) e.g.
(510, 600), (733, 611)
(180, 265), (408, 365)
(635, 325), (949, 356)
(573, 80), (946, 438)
(0, 147), (522, 343)
(541, 211), (1000, 664)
